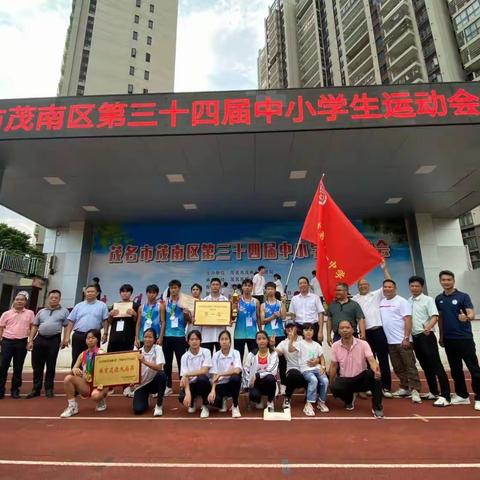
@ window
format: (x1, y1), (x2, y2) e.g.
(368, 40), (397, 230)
(147, 35), (152, 45)
(129, 66), (135, 75)
(77, 85), (85, 95)
(136, 0), (141, 6)
(145, 52), (151, 62)
(150, 3), (154, 12)
(128, 84), (133, 94)
(143, 88), (149, 94)
(465, 237), (478, 251)
(133, 30), (138, 40)
(148, 19), (153, 29)
(134, 14), (139, 23)
(131, 47), (137, 57)
(144, 70), (150, 80)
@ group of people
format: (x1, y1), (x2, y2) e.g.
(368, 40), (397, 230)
(0, 263), (479, 420)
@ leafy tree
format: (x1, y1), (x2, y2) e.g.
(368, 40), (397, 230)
(0, 223), (44, 258)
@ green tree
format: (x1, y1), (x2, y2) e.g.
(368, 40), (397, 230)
(0, 223), (44, 258)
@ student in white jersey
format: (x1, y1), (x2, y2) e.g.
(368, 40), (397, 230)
(202, 278), (230, 354)
(252, 266), (266, 303)
(208, 330), (242, 418)
(178, 330), (212, 418)
(186, 283), (203, 337)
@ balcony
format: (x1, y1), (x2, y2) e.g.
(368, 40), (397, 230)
(391, 61), (425, 84)
(347, 41), (372, 72)
(380, 0), (399, 18)
(345, 19), (369, 60)
(385, 26), (415, 59)
(349, 56), (374, 83)
(383, 3), (411, 41)
(388, 44), (420, 73)
(350, 65), (375, 85)
(0, 250), (48, 279)
(462, 34), (480, 72)
(342, 1), (364, 35)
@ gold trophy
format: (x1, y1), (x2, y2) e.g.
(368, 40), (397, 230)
(231, 292), (240, 320)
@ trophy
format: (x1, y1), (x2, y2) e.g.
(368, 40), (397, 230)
(231, 292), (240, 319)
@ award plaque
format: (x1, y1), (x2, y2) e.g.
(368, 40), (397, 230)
(193, 301), (232, 326)
(93, 351), (141, 387)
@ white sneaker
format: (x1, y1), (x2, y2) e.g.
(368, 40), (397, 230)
(303, 402), (315, 416)
(382, 389), (393, 399)
(123, 386), (134, 398)
(164, 387), (173, 396)
(60, 403), (78, 418)
(266, 401), (275, 412)
(219, 398), (228, 413)
(95, 399), (107, 412)
(153, 405), (163, 417)
(450, 394), (470, 405)
(392, 388), (411, 398)
(200, 405), (209, 418)
(421, 392), (437, 400)
(317, 400), (329, 413)
(231, 406), (242, 418)
(474, 400), (480, 411)
(279, 384), (286, 395)
(433, 396), (451, 407)
(255, 401), (264, 410)
(411, 390), (422, 404)
(188, 406), (196, 414)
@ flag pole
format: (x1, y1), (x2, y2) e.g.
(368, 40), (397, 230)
(284, 173), (325, 296)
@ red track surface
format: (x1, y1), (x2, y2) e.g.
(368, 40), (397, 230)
(0, 373), (478, 480)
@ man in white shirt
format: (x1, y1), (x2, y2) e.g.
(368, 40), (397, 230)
(288, 276), (325, 343)
(252, 266), (266, 303)
(310, 270), (323, 298)
(273, 274), (284, 299)
(353, 260), (392, 397)
(379, 279), (421, 403)
(202, 278), (229, 354)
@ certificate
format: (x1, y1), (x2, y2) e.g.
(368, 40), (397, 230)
(113, 302), (133, 317)
(178, 293), (196, 312)
(194, 301), (231, 326)
(93, 351), (141, 387)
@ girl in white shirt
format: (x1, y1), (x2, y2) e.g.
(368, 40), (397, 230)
(131, 328), (166, 417)
(208, 330), (242, 418)
(178, 330), (212, 418)
(244, 330), (279, 411)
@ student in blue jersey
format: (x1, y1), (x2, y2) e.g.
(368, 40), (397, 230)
(261, 281), (287, 389)
(163, 280), (190, 396)
(135, 284), (163, 348)
(234, 278), (261, 361)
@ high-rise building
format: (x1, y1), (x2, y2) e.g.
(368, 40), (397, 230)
(459, 207), (480, 269)
(58, 0), (178, 96)
(257, 0), (468, 88)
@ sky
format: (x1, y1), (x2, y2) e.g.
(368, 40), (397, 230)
(0, 0), (271, 237)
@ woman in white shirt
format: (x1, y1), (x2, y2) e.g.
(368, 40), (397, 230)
(208, 330), (242, 418)
(178, 330), (212, 418)
(132, 328), (166, 417)
(244, 330), (279, 411)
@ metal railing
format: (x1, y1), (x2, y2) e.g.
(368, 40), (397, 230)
(0, 249), (47, 278)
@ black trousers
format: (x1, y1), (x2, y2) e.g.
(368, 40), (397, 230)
(413, 332), (450, 400)
(249, 374), (277, 403)
(178, 375), (211, 406)
(163, 336), (187, 388)
(202, 342), (220, 355)
(107, 338), (135, 353)
(275, 336), (287, 385)
(212, 374), (242, 408)
(296, 322), (320, 344)
(0, 338), (28, 395)
(71, 331), (87, 368)
(331, 370), (383, 410)
(234, 339), (257, 362)
(253, 295), (264, 304)
(444, 338), (480, 400)
(133, 372), (167, 414)
(285, 368), (307, 399)
(365, 327), (392, 391)
(32, 334), (61, 393)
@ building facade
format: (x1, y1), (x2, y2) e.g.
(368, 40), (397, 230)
(460, 206), (480, 269)
(58, 0), (178, 96)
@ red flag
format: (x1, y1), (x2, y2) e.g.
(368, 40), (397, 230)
(300, 178), (382, 302)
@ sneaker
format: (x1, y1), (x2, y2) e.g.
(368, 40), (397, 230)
(382, 389), (393, 399)
(392, 388), (411, 398)
(11, 390), (20, 399)
(345, 394), (357, 411)
(450, 394), (470, 405)
(266, 401), (275, 412)
(317, 400), (329, 413)
(303, 402), (315, 416)
(411, 390), (422, 404)
(188, 406), (196, 414)
(153, 405), (163, 417)
(433, 396), (451, 407)
(358, 392), (368, 399)
(279, 384), (286, 395)
(282, 398), (291, 409)
(107, 388), (115, 397)
(219, 398), (228, 413)
(421, 392), (437, 400)
(45, 389), (54, 398)
(60, 403), (78, 418)
(95, 399), (107, 412)
(25, 391), (41, 399)
(231, 406), (241, 418)
(123, 386), (134, 398)
(255, 402), (264, 410)
(372, 408), (384, 419)
(474, 400), (480, 411)
(164, 387), (173, 396)
(200, 405), (210, 418)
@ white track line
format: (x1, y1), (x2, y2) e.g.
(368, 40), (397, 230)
(0, 460), (478, 469)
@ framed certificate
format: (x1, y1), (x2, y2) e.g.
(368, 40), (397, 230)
(93, 351), (141, 387)
(112, 302), (133, 317)
(194, 301), (231, 326)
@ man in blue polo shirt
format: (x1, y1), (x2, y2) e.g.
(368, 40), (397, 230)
(435, 270), (480, 411)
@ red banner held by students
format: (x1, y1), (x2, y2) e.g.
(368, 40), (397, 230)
(300, 179), (382, 302)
